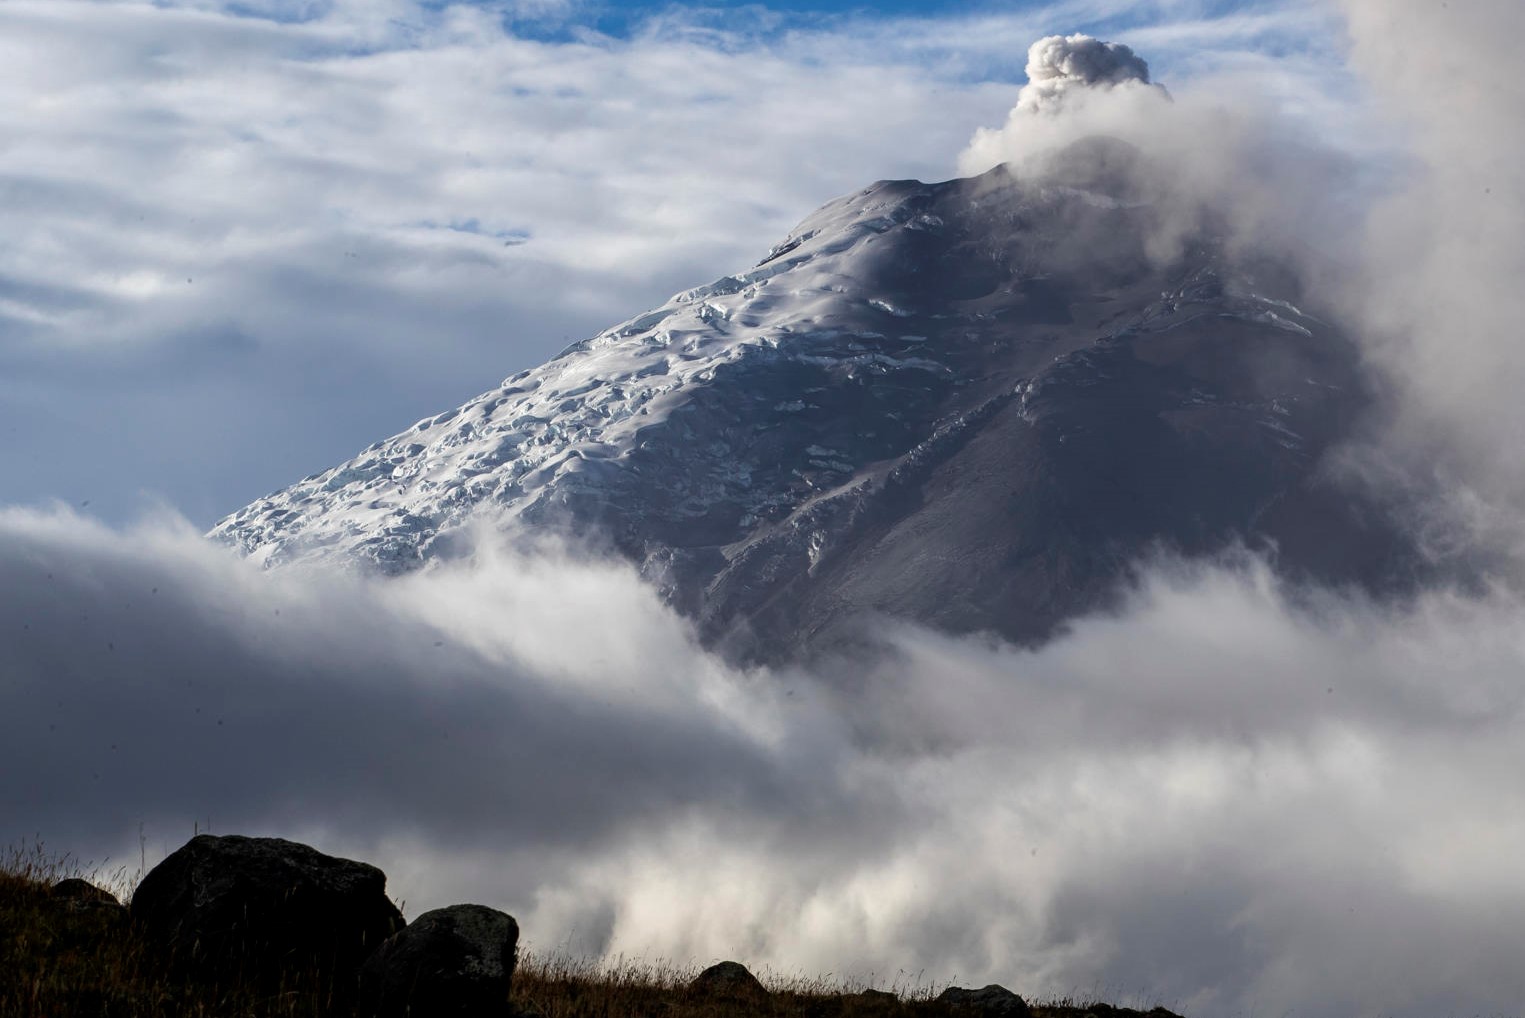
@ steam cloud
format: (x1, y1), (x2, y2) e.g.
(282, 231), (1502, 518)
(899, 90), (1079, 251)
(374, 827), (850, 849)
(1015, 35), (1160, 114)
(960, 34), (1177, 183)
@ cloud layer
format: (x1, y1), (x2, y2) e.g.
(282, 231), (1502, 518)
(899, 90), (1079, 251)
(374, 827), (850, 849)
(8, 509), (1525, 1017)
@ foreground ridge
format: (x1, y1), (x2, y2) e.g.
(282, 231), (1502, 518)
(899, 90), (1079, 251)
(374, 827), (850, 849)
(1, 834), (1188, 1018)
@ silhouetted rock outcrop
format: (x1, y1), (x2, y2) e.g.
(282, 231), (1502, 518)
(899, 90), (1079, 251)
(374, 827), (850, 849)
(856, 989), (899, 1005)
(129, 834), (403, 992)
(50, 877), (119, 905)
(690, 960), (768, 1000)
(937, 985), (1032, 1018)
(42, 875), (128, 949)
(358, 903), (519, 1017)
(49, 876), (126, 923)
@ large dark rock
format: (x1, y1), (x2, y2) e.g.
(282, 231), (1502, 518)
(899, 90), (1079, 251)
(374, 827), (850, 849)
(129, 834), (403, 990)
(357, 903), (518, 1018)
(690, 960), (768, 1000)
(936, 985), (1032, 1018)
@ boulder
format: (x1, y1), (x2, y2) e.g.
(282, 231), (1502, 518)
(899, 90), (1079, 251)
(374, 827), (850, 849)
(129, 834), (403, 990)
(855, 989), (900, 1005)
(50, 877), (127, 923)
(803, 986), (898, 1018)
(51, 878), (120, 905)
(44, 876), (128, 948)
(357, 903), (518, 1018)
(936, 985), (1031, 1018)
(690, 960), (768, 1000)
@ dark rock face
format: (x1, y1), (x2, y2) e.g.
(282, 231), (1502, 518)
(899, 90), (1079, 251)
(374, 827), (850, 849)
(357, 903), (519, 1018)
(129, 834), (403, 990)
(936, 985), (1032, 1018)
(689, 960), (768, 1000)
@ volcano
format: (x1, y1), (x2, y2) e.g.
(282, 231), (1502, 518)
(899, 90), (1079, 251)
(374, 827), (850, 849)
(212, 139), (1414, 660)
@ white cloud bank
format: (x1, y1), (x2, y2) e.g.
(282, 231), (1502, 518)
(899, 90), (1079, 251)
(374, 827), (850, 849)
(7, 509), (1525, 1017)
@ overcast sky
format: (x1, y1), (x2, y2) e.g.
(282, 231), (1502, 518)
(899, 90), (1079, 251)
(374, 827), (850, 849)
(9, 3), (1525, 1017)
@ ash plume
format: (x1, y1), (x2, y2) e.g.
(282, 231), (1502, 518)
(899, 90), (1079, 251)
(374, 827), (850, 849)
(1016, 34), (1163, 114)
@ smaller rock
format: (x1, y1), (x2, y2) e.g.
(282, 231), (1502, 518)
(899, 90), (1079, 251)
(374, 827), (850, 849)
(48, 878), (127, 926)
(936, 985), (1031, 1018)
(44, 876), (128, 945)
(690, 960), (768, 1000)
(855, 989), (900, 1004)
(51, 878), (120, 905)
(357, 903), (518, 1018)
(804, 997), (845, 1018)
(846, 988), (902, 1016)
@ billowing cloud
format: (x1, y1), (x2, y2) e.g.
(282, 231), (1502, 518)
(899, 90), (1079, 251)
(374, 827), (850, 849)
(9, 508), (1525, 1017)
(960, 7), (1525, 582)
(1329, 0), (1525, 564)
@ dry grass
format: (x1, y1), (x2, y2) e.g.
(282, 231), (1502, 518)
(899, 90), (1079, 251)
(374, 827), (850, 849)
(512, 951), (935, 1018)
(506, 949), (1172, 1018)
(0, 842), (1180, 1018)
